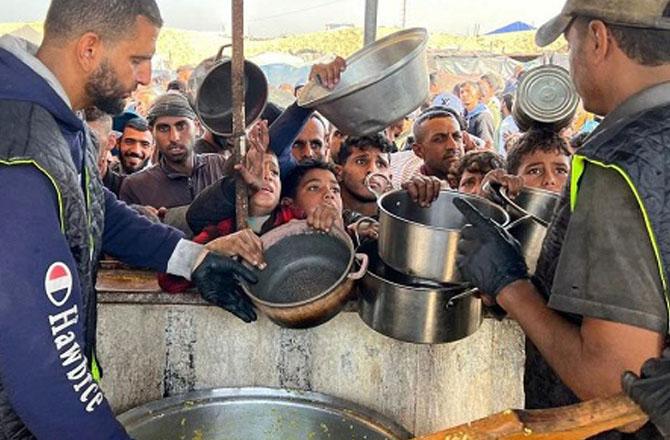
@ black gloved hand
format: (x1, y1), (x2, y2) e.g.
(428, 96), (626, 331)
(622, 348), (670, 437)
(454, 197), (528, 297)
(191, 252), (258, 323)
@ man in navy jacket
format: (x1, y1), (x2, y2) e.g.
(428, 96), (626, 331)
(0, 1), (258, 438)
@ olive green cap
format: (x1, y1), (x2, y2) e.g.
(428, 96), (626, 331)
(536, 0), (670, 47)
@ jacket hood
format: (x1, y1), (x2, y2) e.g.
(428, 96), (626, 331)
(0, 36), (83, 133)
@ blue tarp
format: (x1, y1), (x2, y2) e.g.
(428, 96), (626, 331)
(485, 21), (535, 35)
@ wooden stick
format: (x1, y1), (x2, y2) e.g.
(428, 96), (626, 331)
(413, 394), (647, 440)
(232, 0), (248, 231)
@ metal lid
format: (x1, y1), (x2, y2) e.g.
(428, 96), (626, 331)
(514, 65), (579, 126)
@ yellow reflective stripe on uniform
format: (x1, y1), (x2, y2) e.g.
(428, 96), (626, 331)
(84, 168), (95, 260)
(570, 155), (586, 212)
(91, 353), (101, 382)
(1, 159), (102, 379)
(570, 155), (670, 329)
(0, 158), (66, 233)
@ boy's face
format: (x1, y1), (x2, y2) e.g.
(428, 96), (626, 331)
(516, 150), (570, 194)
(250, 153), (281, 215)
(340, 146), (390, 202)
(458, 170), (485, 197)
(291, 168), (343, 216)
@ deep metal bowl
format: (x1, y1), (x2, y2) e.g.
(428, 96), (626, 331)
(377, 190), (510, 283)
(298, 28), (429, 136)
(118, 387), (412, 440)
(195, 59), (268, 136)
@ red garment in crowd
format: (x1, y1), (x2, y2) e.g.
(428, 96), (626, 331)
(157, 205), (303, 293)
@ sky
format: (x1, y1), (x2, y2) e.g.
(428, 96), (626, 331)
(0, 0), (566, 38)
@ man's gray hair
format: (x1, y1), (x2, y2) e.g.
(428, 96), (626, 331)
(44, 0), (163, 43)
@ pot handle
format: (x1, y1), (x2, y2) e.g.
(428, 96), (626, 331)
(482, 180), (506, 206)
(489, 183), (550, 228)
(503, 214), (535, 232)
(348, 253), (369, 280)
(446, 287), (479, 308)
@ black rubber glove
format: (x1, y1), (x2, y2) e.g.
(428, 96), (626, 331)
(191, 252), (258, 323)
(622, 348), (670, 437)
(454, 197), (528, 297)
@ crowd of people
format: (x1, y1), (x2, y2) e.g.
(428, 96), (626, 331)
(86, 54), (586, 249)
(3, 0), (670, 439)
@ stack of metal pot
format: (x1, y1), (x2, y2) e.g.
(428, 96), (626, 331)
(357, 190), (510, 344)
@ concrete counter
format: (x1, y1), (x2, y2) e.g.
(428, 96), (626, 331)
(97, 288), (525, 436)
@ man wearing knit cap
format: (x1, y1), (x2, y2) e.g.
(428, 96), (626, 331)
(119, 92), (227, 211)
(454, 0), (670, 438)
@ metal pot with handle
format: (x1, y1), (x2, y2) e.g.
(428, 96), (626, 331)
(488, 184), (560, 274)
(241, 220), (368, 329)
(358, 240), (483, 344)
(194, 46), (268, 136)
(377, 190), (510, 284)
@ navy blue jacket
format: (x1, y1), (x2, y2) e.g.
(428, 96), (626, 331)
(0, 45), (183, 439)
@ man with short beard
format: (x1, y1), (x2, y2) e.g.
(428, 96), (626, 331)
(409, 107), (466, 188)
(119, 92), (227, 209)
(116, 116), (154, 175)
(0, 1), (262, 438)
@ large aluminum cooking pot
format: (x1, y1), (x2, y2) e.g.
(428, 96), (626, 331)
(358, 241), (482, 344)
(378, 190), (509, 283)
(118, 387), (412, 439)
(513, 64), (579, 132)
(297, 28), (429, 136)
(195, 56), (268, 136)
(241, 220), (368, 329)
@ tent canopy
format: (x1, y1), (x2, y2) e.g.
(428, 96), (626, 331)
(485, 21), (535, 35)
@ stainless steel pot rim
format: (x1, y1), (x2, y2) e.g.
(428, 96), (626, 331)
(118, 386), (412, 438)
(241, 224), (357, 308)
(364, 267), (472, 293)
(500, 186), (560, 227)
(378, 189), (510, 232)
(359, 239), (473, 293)
(298, 28), (428, 107)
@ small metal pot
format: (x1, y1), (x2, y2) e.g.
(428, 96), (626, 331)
(377, 190), (509, 283)
(298, 28), (429, 136)
(488, 185), (559, 274)
(241, 221), (368, 329)
(513, 64), (579, 132)
(505, 215), (547, 274)
(358, 241), (482, 344)
(195, 55), (268, 136)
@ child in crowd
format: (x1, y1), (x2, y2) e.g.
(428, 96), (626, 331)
(455, 150), (505, 197)
(159, 153), (343, 292)
(505, 128), (572, 194)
